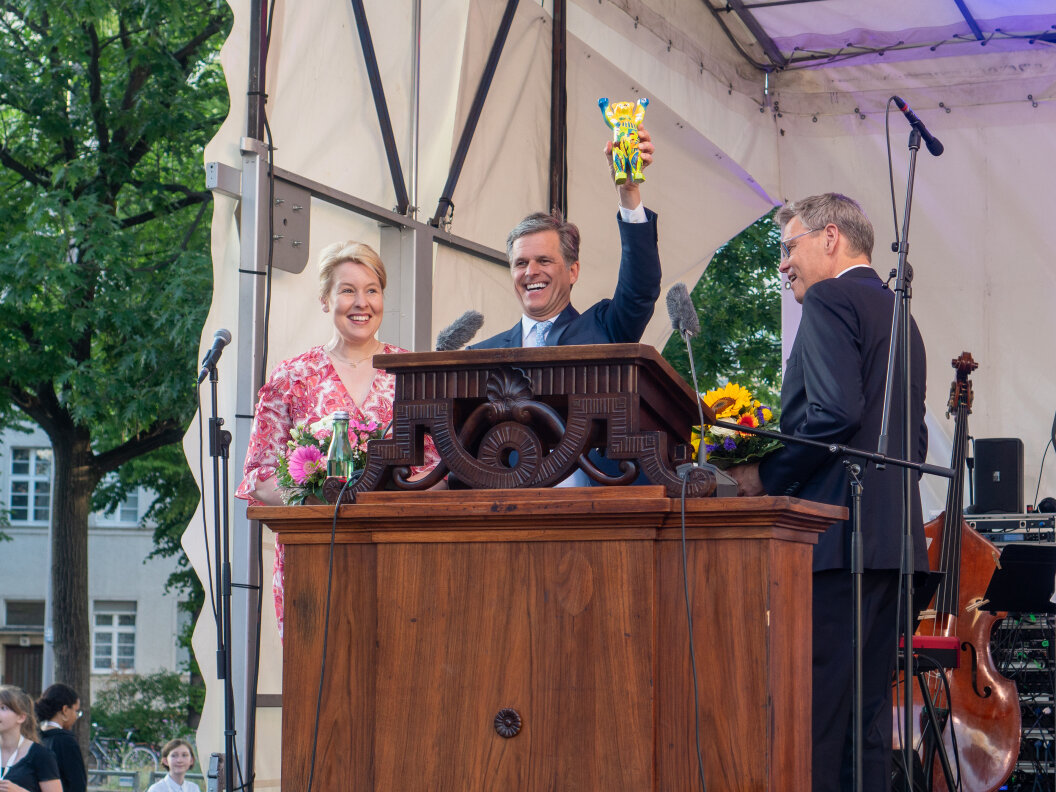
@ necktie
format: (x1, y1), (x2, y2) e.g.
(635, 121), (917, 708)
(528, 319), (553, 347)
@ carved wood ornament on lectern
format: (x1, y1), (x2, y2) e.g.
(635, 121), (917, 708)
(322, 344), (720, 502)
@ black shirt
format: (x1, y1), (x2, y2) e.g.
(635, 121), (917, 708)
(40, 726), (88, 792)
(2, 740), (61, 791)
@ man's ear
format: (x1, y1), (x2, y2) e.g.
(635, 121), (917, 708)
(824, 223), (839, 253)
(568, 260), (580, 286)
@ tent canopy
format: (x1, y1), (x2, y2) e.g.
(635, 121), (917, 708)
(190, 1), (1056, 781)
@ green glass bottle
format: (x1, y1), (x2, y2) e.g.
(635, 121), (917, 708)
(327, 410), (354, 480)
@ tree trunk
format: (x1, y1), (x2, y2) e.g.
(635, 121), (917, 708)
(49, 425), (100, 750)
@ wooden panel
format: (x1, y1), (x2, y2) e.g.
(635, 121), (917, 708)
(281, 543), (377, 790)
(371, 540), (655, 791)
(656, 535), (813, 792)
(258, 492), (841, 791)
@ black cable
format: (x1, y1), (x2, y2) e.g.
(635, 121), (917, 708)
(885, 100), (899, 254)
(196, 386), (219, 622)
(679, 472), (708, 791)
(1031, 438), (1052, 511)
(306, 476), (354, 792)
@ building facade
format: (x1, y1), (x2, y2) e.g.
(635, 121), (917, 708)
(0, 425), (189, 699)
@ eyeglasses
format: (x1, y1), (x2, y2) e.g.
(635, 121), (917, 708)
(779, 228), (822, 260)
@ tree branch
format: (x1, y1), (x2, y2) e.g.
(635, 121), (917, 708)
(131, 200), (211, 273)
(82, 21), (111, 154)
(172, 12), (229, 69)
(1, 2), (48, 37)
(120, 192), (211, 229)
(94, 420), (189, 475)
(0, 145), (52, 187)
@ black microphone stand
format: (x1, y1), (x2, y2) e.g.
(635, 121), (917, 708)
(877, 126), (924, 792)
(206, 363), (237, 792)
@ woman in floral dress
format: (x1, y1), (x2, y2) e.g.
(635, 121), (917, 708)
(235, 241), (440, 637)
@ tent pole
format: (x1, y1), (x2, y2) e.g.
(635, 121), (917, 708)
(430, 0), (520, 228)
(350, 0), (410, 215)
(548, 0), (567, 218)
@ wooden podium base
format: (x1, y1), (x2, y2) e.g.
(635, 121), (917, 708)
(252, 487), (842, 791)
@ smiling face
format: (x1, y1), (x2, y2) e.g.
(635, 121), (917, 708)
(163, 744), (195, 778)
(510, 230), (579, 321)
(779, 217), (835, 303)
(322, 260), (384, 346)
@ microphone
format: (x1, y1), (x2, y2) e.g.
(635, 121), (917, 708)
(435, 310), (485, 351)
(666, 282), (699, 338)
(891, 96), (944, 156)
(197, 328), (232, 384)
(665, 284), (708, 464)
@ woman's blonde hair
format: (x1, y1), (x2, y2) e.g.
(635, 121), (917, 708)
(318, 241), (387, 299)
(0, 685), (40, 742)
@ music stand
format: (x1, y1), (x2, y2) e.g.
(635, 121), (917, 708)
(983, 544), (1056, 614)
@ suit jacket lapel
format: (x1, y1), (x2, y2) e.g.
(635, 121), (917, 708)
(544, 304), (580, 346)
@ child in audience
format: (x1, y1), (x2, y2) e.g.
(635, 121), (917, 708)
(146, 739), (200, 792)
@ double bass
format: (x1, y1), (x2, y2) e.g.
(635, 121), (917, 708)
(893, 352), (1020, 790)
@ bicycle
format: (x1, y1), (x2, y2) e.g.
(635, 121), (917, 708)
(87, 725), (159, 787)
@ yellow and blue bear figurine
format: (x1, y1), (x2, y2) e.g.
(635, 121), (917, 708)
(599, 97), (649, 185)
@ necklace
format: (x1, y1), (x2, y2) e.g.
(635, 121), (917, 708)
(326, 340), (380, 368)
(1, 734), (25, 780)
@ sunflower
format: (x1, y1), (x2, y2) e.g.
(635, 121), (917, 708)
(702, 382), (753, 419)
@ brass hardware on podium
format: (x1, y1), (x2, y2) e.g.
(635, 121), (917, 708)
(494, 708), (522, 738)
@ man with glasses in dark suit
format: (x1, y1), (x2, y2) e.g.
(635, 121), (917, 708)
(729, 193), (929, 792)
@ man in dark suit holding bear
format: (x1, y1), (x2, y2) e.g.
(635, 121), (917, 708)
(470, 129), (661, 350)
(730, 193), (928, 792)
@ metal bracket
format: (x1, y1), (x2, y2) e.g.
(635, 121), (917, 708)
(270, 179), (311, 274)
(206, 161), (241, 200)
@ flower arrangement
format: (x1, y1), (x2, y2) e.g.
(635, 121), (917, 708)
(691, 382), (782, 469)
(275, 413), (384, 504)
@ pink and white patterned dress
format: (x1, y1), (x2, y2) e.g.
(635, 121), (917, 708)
(235, 344), (440, 637)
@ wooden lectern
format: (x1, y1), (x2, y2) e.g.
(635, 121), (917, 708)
(249, 346), (845, 790)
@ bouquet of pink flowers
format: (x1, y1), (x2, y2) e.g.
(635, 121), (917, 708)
(275, 413), (384, 505)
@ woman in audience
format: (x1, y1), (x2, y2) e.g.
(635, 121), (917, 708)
(35, 684), (86, 792)
(0, 685), (61, 792)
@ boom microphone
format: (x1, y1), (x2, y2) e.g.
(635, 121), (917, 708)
(435, 310), (485, 351)
(891, 96), (944, 156)
(666, 284), (707, 464)
(666, 282), (700, 338)
(197, 328), (232, 384)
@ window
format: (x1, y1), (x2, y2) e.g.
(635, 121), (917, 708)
(9, 448), (52, 523)
(5, 600), (45, 628)
(118, 490), (139, 523)
(93, 601), (137, 672)
(93, 475), (142, 527)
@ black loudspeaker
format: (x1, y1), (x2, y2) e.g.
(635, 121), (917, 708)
(974, 437), (1024, 513)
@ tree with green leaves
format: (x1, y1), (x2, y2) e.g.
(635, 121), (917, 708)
(0, 0), (230, 739)
(662, 211), (783, 407)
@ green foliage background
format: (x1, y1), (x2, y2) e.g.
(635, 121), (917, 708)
(91, 670), (204, 747)
(0, 0), (231, 735)
(662, 211), (783, 407)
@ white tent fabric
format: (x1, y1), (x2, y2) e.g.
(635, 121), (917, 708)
(190, 0), (1056, 781)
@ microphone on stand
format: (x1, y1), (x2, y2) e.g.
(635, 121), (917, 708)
(435, 311), (485, 351)
(197, 328), (232, 384)
(891, 96), (944, 156)
(666, 283), (708, 465)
